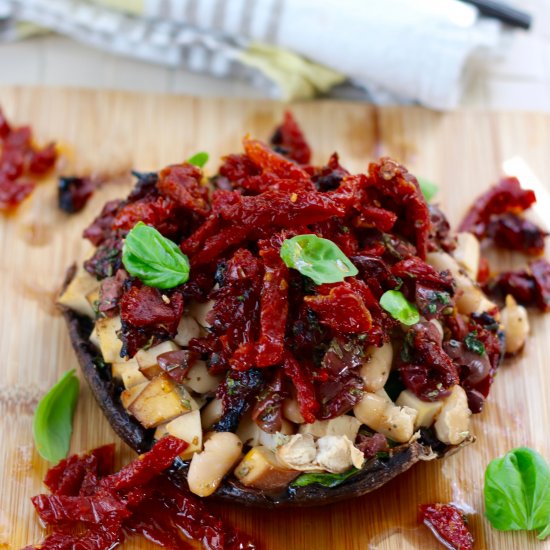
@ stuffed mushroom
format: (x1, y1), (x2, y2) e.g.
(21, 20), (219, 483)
(59, 113), (514, 507)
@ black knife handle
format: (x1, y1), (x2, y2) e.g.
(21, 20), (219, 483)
(463, 0), (532, 30)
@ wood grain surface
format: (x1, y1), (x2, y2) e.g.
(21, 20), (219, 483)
(0, 87), (549, 550)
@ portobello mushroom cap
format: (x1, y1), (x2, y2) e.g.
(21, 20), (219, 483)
(61, 266), (468, 507)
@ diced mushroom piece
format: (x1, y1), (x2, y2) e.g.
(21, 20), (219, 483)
(189, 300), (215, 329)
(201, 397), (223, 430)
(165, 410), (203, 460)
(173, 316), (201, 346)
(282, 398), (305, 424)
(501, 294), (530, 354)
(128, 373), (198, 428)
(183, 360), (222, 394)
(299, 415), (361, 442)
(136, 341), (180, 379)
(237, 413), (294, 450)
(121, 365), (148, 389)
(434, 385), (471, 445)
(360, 342), (393, 392)
(187, 432), (243, 497)
(85, 288), (100, 311)
(234, 446), (300, 490)
(396, 389), (443, 428)
(89, 326), (100, 348)
(454, 232), (480, 279)
(316, 435), (365, 473)
(354, 392), (417, 443)
(95, 316), (123, 363)
(276, 434), (318, 471)
(111, 358), (138, 381)
(120, 381), (148, 409)
(58, 266), (99, 318)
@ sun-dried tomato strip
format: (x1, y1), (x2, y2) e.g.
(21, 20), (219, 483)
(44, 444), (115, 496)
(255, 246), (289, 367)
(419, 503), (474, 550)
(459, 176), (536, 237)
(190, 225), (249, 266)
(31, 491), (129, 524)
(392, 256), (454, 290)
(100, 436), (187, 491)
(221, 189), (344, 231)
(154, 477), (256, 550)
(157, 163), (209, 216)
(270, 111), (312, 165)
(305, 282), (372, 334)
(354, 206), (397, 232)
(243, 137), (309, 181)
(282, 352), (319, 423)
(531, 258), (550, 312)
(486, 212), (547, 256)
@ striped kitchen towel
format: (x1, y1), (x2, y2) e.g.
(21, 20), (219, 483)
(0, 0), (502, 109)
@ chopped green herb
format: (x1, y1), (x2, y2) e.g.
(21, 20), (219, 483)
(187, 151), (209, 168)
(33, 370), (79, 463)
(122, 221), (190, 289)
(464, 331), (486, 356)
(292, 467), (360, 488)
(484, 447), (550, 540)
(280, 234), (358, 285)
(380, 290), (420, 326)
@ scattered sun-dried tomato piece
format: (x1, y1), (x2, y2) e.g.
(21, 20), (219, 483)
(419, 503), (474, 550)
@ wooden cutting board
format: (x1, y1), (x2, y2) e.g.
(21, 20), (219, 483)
(0, 87), (548, 550)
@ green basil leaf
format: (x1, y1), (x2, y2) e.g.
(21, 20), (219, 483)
(33, 370), (79, 463)
(187, 152), (209, 168)
(279, 234), (358, 285)
(380, 290), (420, 325)
(484, 447), (550, 539)
(292, 467), (359, 488)
(539, 523), (550, 540)
(418, 178), (438, 202)
(122, 222), (190, 289)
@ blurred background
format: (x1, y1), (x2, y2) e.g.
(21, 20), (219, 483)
(0, 0), (547, 111)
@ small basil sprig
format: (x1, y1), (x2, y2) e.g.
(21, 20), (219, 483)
(418, 178), (438, 202)
(292, 467), (359, 488)
(280, 234), (358, 285)
(122, 222), (190, 289)
(484, 447), (550, 540)
(33, 370), (79, 463)
(380, 290), (420, 325)
(187, 152), (209, 168)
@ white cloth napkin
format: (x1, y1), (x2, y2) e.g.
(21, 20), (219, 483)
(0, 0), (502, 109)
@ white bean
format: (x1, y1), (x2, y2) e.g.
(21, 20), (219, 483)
(426, 251), (488, 315)
(434, 385), (471, 445)
(187, 432), (242, 497)
(501, 294), (530, 354)
(454, 232), (480, 279)
(353, 392), (388, 429)
(353, 392), (417, 443)
(361, 342), (393, 392)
